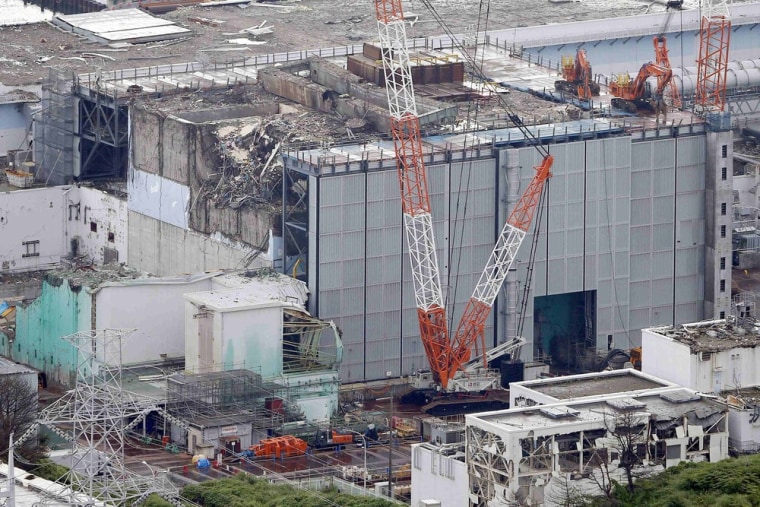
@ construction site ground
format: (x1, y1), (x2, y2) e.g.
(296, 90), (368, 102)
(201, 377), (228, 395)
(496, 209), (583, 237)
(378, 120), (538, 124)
(4, 0), (756, 88)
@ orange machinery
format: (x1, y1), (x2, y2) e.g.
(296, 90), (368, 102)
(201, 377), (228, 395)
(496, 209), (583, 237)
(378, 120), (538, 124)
(555, 48), (600, 99)
(249, 435), (308, 458)
(609, 62), (673, 115)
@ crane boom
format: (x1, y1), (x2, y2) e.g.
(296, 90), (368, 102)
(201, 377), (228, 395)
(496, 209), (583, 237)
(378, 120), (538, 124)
(375, 0), (553, 393)
(375, 0), (451, 382)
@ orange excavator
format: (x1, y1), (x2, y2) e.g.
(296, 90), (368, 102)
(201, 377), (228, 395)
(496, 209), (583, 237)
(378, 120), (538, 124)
(555, 49), (600, 99)
(609, 62), (673, 118)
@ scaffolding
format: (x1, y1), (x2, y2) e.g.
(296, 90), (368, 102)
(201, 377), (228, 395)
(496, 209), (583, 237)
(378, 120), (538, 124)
(34, 69), (75, 185)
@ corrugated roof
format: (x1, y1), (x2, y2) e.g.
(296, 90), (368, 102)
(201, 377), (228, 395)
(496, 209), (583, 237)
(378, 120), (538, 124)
(0, 356), (36, 375)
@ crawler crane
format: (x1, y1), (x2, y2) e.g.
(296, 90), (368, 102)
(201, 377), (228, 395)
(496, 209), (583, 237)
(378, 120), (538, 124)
(609, 62), (673, 118)
(374, 0), (553, 413)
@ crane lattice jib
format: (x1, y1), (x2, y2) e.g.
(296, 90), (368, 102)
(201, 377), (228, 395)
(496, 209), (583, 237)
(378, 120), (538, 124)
(376, 0), (450, 381)
(696, 15), (731, 113)
(653, 36), (682, 108)
(448, 155), (553, 378)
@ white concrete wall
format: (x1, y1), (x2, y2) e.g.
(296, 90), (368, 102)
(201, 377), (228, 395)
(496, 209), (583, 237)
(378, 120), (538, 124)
(727, 407), (760, 453)
(221, 307), (282, 376)
(642, 329), (692, 389)
(509, 382), (555, 407)
(94, 275), (216, 365)
(71, 187), (128, 265)
(275, 370), (339, 422)
(128, 210), (260, 276)
(0, 102), (31, 157)
(0, 186), (68, 272)
(733, 173), (759, 215)
(411, 444), (468, 507)
(693, 346), (760, 394)
(128, 168), (189, 229)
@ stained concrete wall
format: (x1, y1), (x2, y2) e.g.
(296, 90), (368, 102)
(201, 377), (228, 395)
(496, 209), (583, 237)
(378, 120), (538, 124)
(129, 105), (272, 254)
(11, 277), (90, 388)
(71, 187), (129, 265)
(127, 210), (260, 276)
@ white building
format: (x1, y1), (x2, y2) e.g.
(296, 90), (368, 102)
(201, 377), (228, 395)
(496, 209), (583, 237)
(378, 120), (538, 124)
(643, 317), (760, 452)
(412, 369), (730, 506)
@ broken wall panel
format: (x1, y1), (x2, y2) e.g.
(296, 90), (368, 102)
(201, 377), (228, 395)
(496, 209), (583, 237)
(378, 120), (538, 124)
(130, 106), (161, 175)
(128, 168), (190, 229)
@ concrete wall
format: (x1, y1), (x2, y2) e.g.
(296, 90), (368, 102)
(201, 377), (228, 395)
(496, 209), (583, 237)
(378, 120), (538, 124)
(184, 300), (283, 375)
(129, 105), (272, 256)
(0, 187), (68, 273)
(275, 370), (339, 423)
(727, 406), (760, 453)
(127, 211), (258, 276)
(411, 444), (468, 507)
(71, 187), (128, 265)
(0, 102), (31, 158)
(0, 186), (129, 273)
(11, 277), (91, 388)
(94, 275), (216, 365)
(641, 328), (692, 389)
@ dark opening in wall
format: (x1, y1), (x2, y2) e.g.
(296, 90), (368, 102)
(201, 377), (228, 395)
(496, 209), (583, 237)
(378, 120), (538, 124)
(91, 221), (97, 232)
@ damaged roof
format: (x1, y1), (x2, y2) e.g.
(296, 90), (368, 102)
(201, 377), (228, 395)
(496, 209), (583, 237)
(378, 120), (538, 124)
(520, 369), (673, 401)
(647, 319), (760, 353)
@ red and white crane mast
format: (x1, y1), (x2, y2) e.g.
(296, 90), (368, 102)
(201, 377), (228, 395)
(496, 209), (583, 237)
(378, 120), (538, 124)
(374, 0), (452, 384)
(695, 0), (731, 113)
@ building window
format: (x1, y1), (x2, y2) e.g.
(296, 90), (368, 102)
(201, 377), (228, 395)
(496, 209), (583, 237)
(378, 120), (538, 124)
(108, 232), (115, 243)
(720, 257), (726, 269)
(720, 311), (726, 319)
(90, 221), (98, 232)
(720, 225), (726, 238)
(22, 240), (39, 258)
(722, 167), (727, 180)
(722, 145), (728, 158)
(721, 203), (727, 215)
(720, 279), (726, 292)
(701, 351), (712, 361)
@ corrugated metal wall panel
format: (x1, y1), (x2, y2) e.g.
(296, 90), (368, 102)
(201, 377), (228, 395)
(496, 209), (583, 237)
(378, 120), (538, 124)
(343, 259), (364, 287)
(584, 255), (597, 288)
(653, 195), (674, 223)
(631, 170), (651, 198)
(366, 312), (385, 339)
(676, 192), (704, 219)
(675, 302), (699, 323)
(343, 174), (366, 204)
(615, 224), (630, 251)
(597, 279), (613, 303)
(630, 226), (652, 254)
(549, 174), (567, 203)
(585, 228), (597, 254)
(653, 167), (675, 196)
(384, 285), (402, 310)
(652, 250), (673, 278)
(677, 166), (704, 192)
(676, 135), (706, 166)
(344, 203), (365, 231)
(631, 198), (652, 226)
(320, 177), (343, 206)
(566, 256), (583, 290)
(320, 233), (343, 261)
(676, 247), (699, 276)
(367, 201), (385, 227)
(567, 229), (583, 256)
(320, 263), (342, 290)
(630, 281), (650, 308)
(652, 278), (674, 305)
(567, 202), (584, 226)
(343, 286), (364, 314)
(614, 251), (629, 277)
(320, 206), (343, 234)
(675, 275), (699, 303)
(630, 253), (651, 282)
(653, 223), (674, 251)
(342, 231), (365, 259)
(630, 307), (650, 328)
(651, 139), (675, 169)
(614, 278), (630, 304)
(548, 259), (566, 294)
(567, 173), (584, 202)
(598, 253), (612, 279)
(549, 231), (566, 258)
(631, 142), (652, 170)
(549, 205), (567, 230)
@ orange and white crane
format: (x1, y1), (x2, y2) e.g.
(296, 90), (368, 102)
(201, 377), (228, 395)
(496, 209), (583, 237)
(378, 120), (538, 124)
(653, 2), (682, 109)
(695, 0), (731, 113)
(374, 0), (552, 393)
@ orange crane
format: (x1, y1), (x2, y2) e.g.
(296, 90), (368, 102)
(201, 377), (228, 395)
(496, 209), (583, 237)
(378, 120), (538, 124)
(609, 62), (673, 117)
(695, 0), (731, 114)
(652, 1), (683, 109)
(555, 48), (600, 100)
(374, 0), (552, 397)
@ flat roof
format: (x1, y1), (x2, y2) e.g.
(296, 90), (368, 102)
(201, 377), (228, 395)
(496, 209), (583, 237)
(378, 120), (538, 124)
(184, 286), (302, 312)
(645, 318), (760, 352)
(52, 9), (192, 44)
(471, 389), (725, 431)
(517, 369), (671, 400)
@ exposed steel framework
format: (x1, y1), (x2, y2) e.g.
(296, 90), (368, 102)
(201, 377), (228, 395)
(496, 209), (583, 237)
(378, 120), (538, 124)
(695, 0), (731, 113)
(653, 36), (682, 108)
(375, 0), (552, 390)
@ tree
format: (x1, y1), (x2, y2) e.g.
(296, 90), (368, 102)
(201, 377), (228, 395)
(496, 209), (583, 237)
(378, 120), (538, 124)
(0, 374), (43, 461)
(602, 409), (653, 494)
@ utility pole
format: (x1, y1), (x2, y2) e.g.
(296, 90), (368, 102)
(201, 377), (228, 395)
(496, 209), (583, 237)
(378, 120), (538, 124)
(1, 433), (16, 507)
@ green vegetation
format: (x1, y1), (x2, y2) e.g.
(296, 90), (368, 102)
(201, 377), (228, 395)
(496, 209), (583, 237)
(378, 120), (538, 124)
(22, 459), (69, 483)
(181, 474), (396, 507)
(586, 454), (760, 506)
